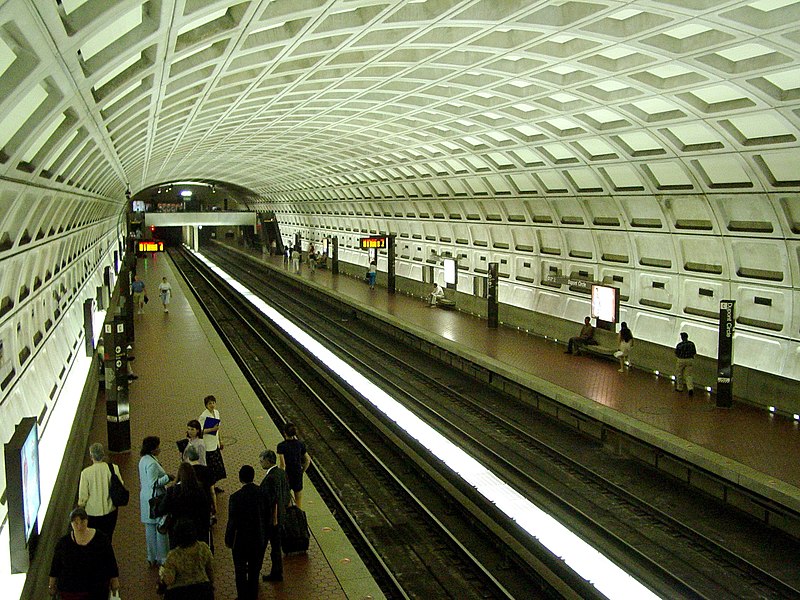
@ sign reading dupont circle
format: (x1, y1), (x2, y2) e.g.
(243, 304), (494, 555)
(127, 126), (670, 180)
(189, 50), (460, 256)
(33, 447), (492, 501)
(717, 300), (735, 408)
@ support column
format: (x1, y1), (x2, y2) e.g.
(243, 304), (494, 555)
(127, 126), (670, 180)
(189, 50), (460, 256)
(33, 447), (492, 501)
(387, 234), (396, 294)
(104, 317), (131, 452)
(331, 236), (339, 275)
(716, 300), (735, 408)
(488, 262), (499, 329)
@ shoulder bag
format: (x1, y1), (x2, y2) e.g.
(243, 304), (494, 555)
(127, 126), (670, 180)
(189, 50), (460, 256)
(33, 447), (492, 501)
(108, 463), (129, 507)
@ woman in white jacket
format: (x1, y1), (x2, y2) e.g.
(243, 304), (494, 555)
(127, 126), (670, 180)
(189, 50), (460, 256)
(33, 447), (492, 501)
(78, 443), (123, 541)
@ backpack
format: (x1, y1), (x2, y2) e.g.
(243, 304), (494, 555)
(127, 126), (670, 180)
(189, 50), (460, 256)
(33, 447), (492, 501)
(108, 462), (129, 507)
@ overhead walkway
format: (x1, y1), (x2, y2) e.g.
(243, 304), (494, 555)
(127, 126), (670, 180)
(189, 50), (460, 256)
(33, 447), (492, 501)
(83, 252), (382, 600)
(142, 211), (257, 228)
(217, 242), (800, 525)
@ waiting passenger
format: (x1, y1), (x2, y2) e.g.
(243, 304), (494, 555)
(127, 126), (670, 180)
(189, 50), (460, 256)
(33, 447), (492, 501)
(158, 463), (212, 550)
(199, 395), (226, 517)
(291, 245), (301, 273)
(138, 436), (172, 567)
(277, 422), (312, 509)
(565, 316), (597, 355)
(367, 261), (377, 289)
(78, 442), (124, 542)
(159, 519), (214, 600)
(225, 465), (265, 600)
(182, 420), (207, 467)
(428, 282), (445, 307)
(674, 332), (697, 396)
(614, 322), (634, 372)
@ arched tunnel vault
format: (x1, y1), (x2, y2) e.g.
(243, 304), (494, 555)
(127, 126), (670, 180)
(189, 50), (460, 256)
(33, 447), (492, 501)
(1, 0), (800, 536)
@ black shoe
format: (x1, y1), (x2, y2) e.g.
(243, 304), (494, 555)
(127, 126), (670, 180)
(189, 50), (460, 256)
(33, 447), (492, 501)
(128, 374), (138, 380)
(688, 390), (694, 396)
(564, 350), (571, 354)
(262, 574), (283, 582)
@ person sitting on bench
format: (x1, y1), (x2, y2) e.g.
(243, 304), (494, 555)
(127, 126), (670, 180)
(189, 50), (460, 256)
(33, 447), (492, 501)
(565, 316), (598, 354)
(428, 283), (445, 307)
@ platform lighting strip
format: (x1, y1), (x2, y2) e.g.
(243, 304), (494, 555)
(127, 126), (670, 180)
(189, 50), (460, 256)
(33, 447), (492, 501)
(191, 249), (661, 599)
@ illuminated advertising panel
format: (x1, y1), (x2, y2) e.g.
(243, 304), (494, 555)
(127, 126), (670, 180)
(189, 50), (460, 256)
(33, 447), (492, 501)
(443, 258), (457, 286)
(5, 417), (40, 572)
(591, 285), (619, 323)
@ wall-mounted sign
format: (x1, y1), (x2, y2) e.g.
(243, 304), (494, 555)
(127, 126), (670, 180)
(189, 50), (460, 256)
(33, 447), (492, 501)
(137, 240), (164, 252)
(359, 236), (386, 250)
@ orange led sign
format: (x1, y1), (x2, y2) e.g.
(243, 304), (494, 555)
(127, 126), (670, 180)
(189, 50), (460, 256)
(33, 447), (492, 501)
(137, 240), (164, 253)
(359, 236), (386, 250)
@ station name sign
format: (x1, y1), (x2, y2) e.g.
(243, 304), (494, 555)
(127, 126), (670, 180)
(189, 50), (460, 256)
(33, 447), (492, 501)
(359, 236), (386, 250)
(137, 240), (164, 253)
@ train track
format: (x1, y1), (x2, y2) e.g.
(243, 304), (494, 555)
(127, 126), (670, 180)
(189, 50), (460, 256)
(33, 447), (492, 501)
(172, 248), (572, 599)
(176, 245), (800, 599)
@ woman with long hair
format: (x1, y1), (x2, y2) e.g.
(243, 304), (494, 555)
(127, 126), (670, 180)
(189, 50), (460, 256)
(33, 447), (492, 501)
(160, 462), (212, 550)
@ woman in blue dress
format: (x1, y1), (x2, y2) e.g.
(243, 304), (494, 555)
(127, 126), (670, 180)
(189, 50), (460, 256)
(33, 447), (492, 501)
(139, 436), (173, 566)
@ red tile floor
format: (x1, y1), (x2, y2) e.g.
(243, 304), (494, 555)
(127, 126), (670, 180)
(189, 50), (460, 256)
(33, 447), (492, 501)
(83, 253), (376, 599)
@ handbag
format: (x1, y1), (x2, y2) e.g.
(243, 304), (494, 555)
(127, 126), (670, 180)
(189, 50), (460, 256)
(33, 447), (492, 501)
(144, 295), (149, 304)
(108, 463), (129, 507)
(149, 484), (166, 519)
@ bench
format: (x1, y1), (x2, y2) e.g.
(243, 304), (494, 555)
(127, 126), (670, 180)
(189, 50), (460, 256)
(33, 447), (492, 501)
(574, 328), (617, 360)
(435, 297), (456, 310)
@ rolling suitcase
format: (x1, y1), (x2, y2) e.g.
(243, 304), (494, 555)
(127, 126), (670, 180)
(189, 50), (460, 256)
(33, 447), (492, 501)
(281, 504), (310, 554)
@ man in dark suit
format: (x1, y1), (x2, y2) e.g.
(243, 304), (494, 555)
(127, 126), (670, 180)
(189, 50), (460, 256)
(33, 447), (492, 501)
(259, 449), (290, 582)
(225, 465), (266, 600)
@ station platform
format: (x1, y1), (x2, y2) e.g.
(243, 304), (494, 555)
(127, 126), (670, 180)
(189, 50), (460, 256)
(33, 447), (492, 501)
(227, 246), (800, 515)
(84, 253), (383, 600)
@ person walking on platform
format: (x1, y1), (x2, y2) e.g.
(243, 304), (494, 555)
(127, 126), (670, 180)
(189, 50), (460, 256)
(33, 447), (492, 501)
(367, 261), (377, 290)
(277, 422), (312, 509)
(675, 332), (697, 396)
(259, 450), (290, 583)
(78, 442), (124, 542)
(565, 316), (597, 355)
(49, 507), (120, 600)
(159, 277), (172, 313)
(132, 275), (147, 314)
(225, 465), (266, 600)
(614, 322), (634, 373)
(291, 243), (301, 273)
(139, 436), (173, 567)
